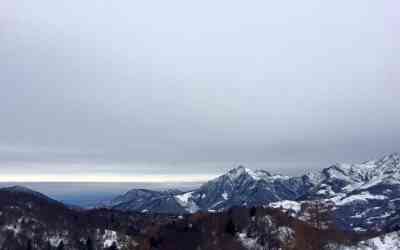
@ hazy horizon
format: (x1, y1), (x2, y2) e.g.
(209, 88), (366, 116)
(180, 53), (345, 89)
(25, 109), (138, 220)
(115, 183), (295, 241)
(0, 181), (203, 206)
(0, 152), (399, 206)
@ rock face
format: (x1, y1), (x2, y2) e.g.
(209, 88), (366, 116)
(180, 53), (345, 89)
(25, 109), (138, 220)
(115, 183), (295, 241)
(106, 153), (400, 232)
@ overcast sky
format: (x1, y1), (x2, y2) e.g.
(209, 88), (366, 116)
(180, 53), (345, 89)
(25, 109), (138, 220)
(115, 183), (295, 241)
(0, 1), (398, 182)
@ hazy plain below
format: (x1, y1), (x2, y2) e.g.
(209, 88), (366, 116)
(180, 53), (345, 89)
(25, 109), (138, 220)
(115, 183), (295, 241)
(0, 182), (203, 207)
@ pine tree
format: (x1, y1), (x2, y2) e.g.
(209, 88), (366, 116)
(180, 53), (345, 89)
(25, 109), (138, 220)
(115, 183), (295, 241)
(225, 218), (236, 236)
(86, 237), (94, 250)
(26, 239), (32, 250)
(250, 207), (257, 217)
(108, 242), (118, 250)
(56, 241), (64, 250)
(305, 200), (334, 230)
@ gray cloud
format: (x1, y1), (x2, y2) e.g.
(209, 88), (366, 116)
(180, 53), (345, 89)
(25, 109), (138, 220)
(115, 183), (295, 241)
(0, 1), (398, 179)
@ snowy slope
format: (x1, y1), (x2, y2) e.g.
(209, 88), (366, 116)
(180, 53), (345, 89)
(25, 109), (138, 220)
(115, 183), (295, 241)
(304, 153), (400, 231)
(343, 231), (400, 249)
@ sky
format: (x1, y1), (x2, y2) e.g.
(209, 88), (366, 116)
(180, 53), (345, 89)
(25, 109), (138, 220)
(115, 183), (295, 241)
(0, 1), (399, 182)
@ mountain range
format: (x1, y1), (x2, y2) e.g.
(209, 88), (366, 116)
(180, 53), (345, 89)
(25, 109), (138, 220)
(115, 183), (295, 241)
(103, 153), (400, 232)
(1, 153), (400, 249)
(0, 181), (397, 250)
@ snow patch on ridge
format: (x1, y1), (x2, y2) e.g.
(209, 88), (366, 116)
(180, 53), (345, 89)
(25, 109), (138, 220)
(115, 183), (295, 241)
(335, 192), (387, 206)
(175, 192), (200, 213)
(269, 200), (301, 213)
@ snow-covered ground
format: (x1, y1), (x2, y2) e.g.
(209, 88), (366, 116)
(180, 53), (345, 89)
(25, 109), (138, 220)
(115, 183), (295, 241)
(102, 229), (118, 248)
(48, 235), (67, 248)
(269, 200), (302, 213)
(238, 233), (260, 250)
(343, 231), (400, 250)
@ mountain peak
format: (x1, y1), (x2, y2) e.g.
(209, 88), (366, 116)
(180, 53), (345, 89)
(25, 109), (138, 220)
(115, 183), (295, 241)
(372, 153), (400, 175)
(361, 153), (399, 166)
(230, 165), (247, 172)
(226, 165), (259, 180)
(379, 152), (399, 163)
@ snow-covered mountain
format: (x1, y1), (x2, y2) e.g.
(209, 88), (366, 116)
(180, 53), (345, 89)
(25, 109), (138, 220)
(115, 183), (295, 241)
(272, 153), (400, 232)
(106, 153), (400, 232)
(174, 166), (314, 213)
(104, 165), (314, 214)
(315, 153), (400, 231)
(1, 183), (397, 249)
(2, 153), (400, 248)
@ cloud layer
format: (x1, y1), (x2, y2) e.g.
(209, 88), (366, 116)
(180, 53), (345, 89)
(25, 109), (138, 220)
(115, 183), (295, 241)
(0, 1), (398, 180)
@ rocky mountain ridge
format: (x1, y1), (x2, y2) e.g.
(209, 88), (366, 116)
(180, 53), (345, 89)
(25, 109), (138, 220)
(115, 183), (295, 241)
(272, 153), (400, 232)
(105, 153), (400, 232)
